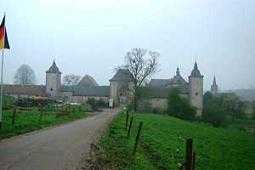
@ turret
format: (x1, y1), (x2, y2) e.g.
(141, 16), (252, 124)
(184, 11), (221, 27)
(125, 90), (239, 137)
(188, 62), (203, 116)
(211, 76), (218, 95)
(46, 61), (61, 97)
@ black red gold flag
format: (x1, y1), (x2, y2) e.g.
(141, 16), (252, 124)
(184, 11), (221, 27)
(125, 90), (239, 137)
(0, 15), (10, 49)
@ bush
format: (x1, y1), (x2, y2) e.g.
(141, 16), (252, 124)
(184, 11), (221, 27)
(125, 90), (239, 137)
(86, 98), (108, 111)
(15, 97), (54, 107)
(167, 88), (196, 120)
(202, 92), (246, 127)
(3, 95), (15, 110)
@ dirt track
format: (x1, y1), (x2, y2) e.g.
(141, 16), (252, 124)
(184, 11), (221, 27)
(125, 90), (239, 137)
(0, 109), (118, 170)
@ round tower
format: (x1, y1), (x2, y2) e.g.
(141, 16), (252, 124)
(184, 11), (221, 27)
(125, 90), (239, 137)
(188, 62), (203, 116)
(46, 61), (61, 98)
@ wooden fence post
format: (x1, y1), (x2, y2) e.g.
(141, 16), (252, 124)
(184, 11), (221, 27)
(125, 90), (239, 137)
(192, 152), (196, 170)
(127, 116), (134, 138)
(12, 106), (17, 126)
(133, 122), (143, 155)
(185, 138), (193, 170)
(39, 104), (43, 121)
(125, 110), (129, 130)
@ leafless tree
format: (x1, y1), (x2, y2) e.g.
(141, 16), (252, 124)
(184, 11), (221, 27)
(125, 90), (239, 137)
(124, 48), (159, 111)
(63, 74), (81, 86)
(14, 64), (36, 85)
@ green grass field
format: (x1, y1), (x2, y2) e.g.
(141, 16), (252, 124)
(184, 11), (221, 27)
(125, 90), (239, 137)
(0, 105), (88, 139)
(99, 112), (255, 170)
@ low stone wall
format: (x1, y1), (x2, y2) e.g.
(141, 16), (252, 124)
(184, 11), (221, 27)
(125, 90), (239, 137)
(70, 96), (109, 103)
(138, 98), (167, 112)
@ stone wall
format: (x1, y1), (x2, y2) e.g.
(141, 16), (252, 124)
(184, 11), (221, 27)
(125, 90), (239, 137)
(138, 98), (167, 112)
(70, 96), (109, 103)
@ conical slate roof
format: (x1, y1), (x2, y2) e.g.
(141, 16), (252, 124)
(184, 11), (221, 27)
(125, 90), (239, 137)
(46, 61), (61, 74)
(78, 75), (98, 87)
(190, 62), (202, 77)
(110, 69), (133, 82)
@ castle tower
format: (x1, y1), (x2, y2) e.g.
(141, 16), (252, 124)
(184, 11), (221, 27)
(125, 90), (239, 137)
(46, 61), (61, 97)
(211, 76), (218, 95)
(188, 62), (203, 116)
(109, 69), (134, 107)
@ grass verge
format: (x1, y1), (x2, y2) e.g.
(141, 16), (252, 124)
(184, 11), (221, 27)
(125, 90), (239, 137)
(97, 112), (255, 170)
(0, 105), (88, 139)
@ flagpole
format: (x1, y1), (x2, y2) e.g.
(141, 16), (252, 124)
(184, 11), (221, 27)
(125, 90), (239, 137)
(0, 49), (4, 128)
(0, 13), (5, 129)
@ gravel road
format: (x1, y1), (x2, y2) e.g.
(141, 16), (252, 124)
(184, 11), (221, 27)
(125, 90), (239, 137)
(0, 109), (118, 170)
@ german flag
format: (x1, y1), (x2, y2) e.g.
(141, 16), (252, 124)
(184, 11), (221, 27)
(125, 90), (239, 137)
(0, 15), (10, 49)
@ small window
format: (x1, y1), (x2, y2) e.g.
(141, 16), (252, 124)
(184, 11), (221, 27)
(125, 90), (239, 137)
(195, 92), (198, 96)
(50, 88), (53, 91)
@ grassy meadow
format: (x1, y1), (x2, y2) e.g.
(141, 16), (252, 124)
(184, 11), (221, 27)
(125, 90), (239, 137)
(0, 104), (88, 139)
(98, 112), (255, 170)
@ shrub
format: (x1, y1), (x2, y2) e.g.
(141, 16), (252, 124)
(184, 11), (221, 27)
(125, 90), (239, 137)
(202, 91), (246, 127)
(167, 88), (196, 120)
(86, 98), (108, 111)
(3, 95), (15, 110)
(15, 97), (54, 107)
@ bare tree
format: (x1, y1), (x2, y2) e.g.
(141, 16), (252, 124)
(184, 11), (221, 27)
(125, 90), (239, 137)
(124, 48), (159, 111)
(14, 64), (36, 85)
(63, 74), (81, 86)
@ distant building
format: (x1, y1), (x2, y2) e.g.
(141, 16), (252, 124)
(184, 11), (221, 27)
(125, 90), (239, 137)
(211, 76), (218, 95)
(146, 62), (203, 116)
(4, 60), (206, 116)
(4, 61), (109, 103)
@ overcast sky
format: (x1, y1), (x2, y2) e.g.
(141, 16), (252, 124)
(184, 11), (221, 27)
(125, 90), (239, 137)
(0, 0), (254, 91)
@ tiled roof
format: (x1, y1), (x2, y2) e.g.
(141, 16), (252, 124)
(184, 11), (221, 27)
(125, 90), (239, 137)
(3, 84), (47, 96)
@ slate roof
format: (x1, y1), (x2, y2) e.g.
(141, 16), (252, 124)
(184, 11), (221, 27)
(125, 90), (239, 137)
(46, 61), (61, 74)
(110, 69), (133, 82)
(78, 75), (98, 87)
(73, 86), (110, 97)
(144, 87), (171, 98)
(3, 85), (47, 96)
(139, 87), (189, 98)
(190, 62), (202, 78)
(149, 79), (170, 87)
(61, 85), (77, 92)
(148, 68), (189, 94)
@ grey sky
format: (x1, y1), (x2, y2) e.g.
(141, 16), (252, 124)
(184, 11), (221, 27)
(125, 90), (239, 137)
(0, 0), (254, 91)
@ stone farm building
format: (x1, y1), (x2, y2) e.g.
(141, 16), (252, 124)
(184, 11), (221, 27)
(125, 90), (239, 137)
(4, 61), (209, 116)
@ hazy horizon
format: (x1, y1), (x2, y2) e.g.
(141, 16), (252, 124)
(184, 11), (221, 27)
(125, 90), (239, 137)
(0, 0), (255, 91)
